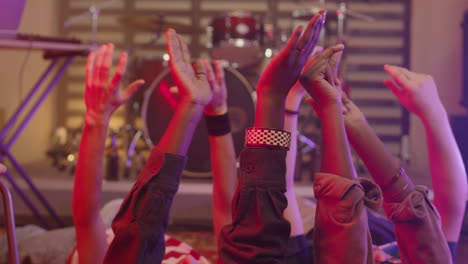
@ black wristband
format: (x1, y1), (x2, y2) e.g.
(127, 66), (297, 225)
(205, 113), (231, 136)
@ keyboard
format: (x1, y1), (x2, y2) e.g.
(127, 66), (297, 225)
(0, 33), (94, 58)
(16, 33), (82, 44)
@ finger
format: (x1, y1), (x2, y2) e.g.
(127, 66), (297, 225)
(384, 64), (410, 90)
(193, 59), (206, 80)
(166, 28), (183, 63)
(213, 60), (225, 85)
(122, 79), (145, 103)
(99, 43), (114, 83)
(342, 89), (351, 102)
(85, 51), (96, 88)
(283, 25), (303, 52)
(203, 60), (216, 89)
(385, 64), (412, 76)
(311, 45), (324, 57)
(318, 44), (344, 61)
(94, 44), (107, 78)
(177, 34), (192, 66)
(109, 52), (128, 90)
(203, 60), (215, 81)
(325, 64), (335, 88)
(383, 79), (403, 99)
(0, 163), (6, 174)
(296, 11), (324, 52)
(304, 10), (326, 54)
(329, 48), (343, 74)
(303, 11), (326, 55)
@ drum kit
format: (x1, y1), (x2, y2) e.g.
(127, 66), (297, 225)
(50, 1), (374, 179)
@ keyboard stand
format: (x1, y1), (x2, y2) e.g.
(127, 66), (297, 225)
(0, 38), (93, 228)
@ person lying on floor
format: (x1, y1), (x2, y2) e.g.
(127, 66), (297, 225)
(216, 8), (382, 263)
(338, 65), (464, 263)
(207, 47), (324, 264)
(70, 42), (210, 264)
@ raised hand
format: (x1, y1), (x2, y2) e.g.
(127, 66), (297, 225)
(203, 60), (228, 116)
(166, 29), (213, 107)
(299, 44), (344, 117)
(383, 65), (443, 118)
(84, 44), (145, 123)
(285, 46), (324, 110)
(256, 10), (326, 100)
(85, 43), (145, 124)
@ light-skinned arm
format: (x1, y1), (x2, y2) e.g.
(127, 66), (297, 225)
(203, 60), (238, 239)
(342, 93), (415, 202)
(283, 82), (307, 237)
(73, 43), (144, 264)
(300, 44), (356, 179)
(384, 64), (467, 242)
(218, 11), (325, 263)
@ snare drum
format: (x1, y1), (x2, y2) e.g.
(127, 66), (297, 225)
(208, 11), (264, 69)
(141, 66), (255, 178)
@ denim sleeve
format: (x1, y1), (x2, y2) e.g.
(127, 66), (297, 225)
(313, 173), (381, 264)
(218, 147), (291, 264)
(104, 148), (186, 264)
(383, 186), (453, 264)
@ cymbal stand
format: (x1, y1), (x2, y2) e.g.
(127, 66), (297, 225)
(336, 2), (347, 44)
(64, 0), (121, 44)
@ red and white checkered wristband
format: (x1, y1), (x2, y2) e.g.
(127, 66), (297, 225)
(244, 127), (291, 150)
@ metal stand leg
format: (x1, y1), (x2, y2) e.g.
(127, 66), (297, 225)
(0, 178), (19, 264)
(0, 56), (75, 228)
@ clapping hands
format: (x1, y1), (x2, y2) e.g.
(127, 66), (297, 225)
(256, 10), (326, 100)
(299, 44), (344, 118)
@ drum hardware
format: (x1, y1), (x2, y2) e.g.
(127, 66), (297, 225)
(123, 130), (146, 179)
(64, 0), (121, 43)
(46, 126), (82, 175)
(105, 128), (120, 181)
(208, 11), (266, 69)
(119, 15), (204, 35)
(292, 2), (374, 45)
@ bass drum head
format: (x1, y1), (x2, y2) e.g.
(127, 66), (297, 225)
(141, 66), (255, 178)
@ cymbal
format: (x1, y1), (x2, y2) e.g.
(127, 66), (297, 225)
(293, 3), (375, 22)
(119, 15), (203, 34)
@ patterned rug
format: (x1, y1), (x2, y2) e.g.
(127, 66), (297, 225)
(167, 231), (218, 263)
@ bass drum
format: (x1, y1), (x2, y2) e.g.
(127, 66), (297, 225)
(141, 66), (255, 178)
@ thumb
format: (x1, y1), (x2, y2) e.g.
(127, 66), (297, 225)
(383, 79), (403, 100)
(329, 48), (343, 75)
(122, 79), (145, 103)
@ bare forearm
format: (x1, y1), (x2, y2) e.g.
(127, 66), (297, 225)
(420, 108), (467, 241)
(73, 120), (109, 264)
(346, 120), (414, 202)
(284, 99), (305, 236)
(255, 96), (285, 130)
(320, 105), (356, 179)
(73, 120), (108, 227)
(209, 134), (237, 238)
(156, 103), (204, 156)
